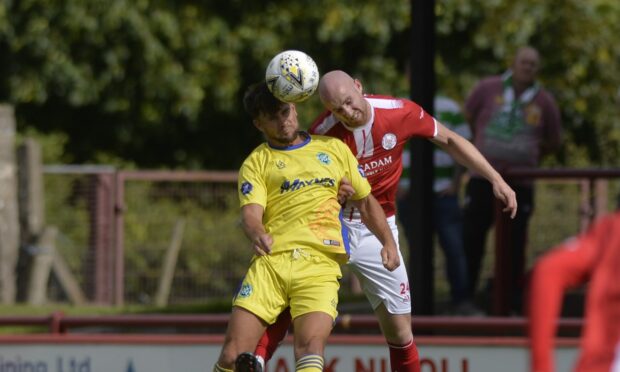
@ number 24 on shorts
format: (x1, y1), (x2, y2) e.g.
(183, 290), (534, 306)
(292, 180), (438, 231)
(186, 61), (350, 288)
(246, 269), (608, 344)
(400, 282), (410, 301)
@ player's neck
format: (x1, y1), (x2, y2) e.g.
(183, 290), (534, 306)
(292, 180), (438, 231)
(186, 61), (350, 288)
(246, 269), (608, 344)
(362, 100), (372, 124)
(268, 131), (306, 148)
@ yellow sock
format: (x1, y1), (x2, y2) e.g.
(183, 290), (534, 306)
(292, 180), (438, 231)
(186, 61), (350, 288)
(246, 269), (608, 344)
(295, 354), (324, 372)
(213, 363), (233, 372)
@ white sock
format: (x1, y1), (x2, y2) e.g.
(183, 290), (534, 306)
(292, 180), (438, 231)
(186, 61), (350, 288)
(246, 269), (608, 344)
(256, 355), (265, 369)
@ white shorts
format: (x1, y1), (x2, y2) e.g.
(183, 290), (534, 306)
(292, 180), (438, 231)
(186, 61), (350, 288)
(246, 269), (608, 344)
(345, 215), (411, 314)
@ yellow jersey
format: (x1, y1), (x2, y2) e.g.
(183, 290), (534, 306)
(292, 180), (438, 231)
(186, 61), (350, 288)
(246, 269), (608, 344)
(238, 133), (371, 258)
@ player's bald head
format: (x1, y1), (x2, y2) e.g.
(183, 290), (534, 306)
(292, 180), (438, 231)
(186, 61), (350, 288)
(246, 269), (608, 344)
(317, 70), (370, 127)
(318, 70), (357, 103)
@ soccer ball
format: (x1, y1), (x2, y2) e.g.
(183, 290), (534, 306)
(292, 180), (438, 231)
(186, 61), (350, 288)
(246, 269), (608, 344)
(265, 50), (320, 103)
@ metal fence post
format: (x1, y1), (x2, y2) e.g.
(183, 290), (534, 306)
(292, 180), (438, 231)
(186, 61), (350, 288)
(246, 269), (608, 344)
(0, 105), (19, 304)
(114, 172), (126, 306)
(90, 172), (116, 304)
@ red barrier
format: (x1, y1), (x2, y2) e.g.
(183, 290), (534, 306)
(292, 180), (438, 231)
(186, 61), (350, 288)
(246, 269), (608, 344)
(0, 333), (579, 346)
(0, 313), (582, 336)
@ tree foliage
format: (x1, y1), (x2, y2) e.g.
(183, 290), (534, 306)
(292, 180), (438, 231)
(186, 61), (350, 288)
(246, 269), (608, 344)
(435, 0), (620, 166)
(0, 0), (618, 168)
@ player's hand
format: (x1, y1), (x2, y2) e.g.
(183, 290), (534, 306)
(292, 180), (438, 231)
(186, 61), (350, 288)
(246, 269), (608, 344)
(380, 242), (400, 271)
(251, 233), (273, 256)
(492, 179), (518, 219)
(337, 177), (355, 205)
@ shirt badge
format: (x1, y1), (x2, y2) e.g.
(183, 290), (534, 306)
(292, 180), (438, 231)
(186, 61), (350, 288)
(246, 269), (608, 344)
(382, 133), (397, 150)
(238, 283), (253, 298)
(240, 181), (253, 195)
(317, 152), (331, 165)
(276, 160), (286, 169)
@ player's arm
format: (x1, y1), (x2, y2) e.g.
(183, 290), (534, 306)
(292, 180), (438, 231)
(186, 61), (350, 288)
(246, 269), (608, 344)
(528, 242), (595, 372)
(241, 203), (273, 256)
(350, 194), (400, 271)
(335, 139), (398, 271)
(528, 216), (607, 372)
(430, 123), (517, 218)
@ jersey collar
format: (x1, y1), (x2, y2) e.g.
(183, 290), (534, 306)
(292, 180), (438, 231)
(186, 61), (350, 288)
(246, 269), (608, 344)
(267, 131), (311, 151)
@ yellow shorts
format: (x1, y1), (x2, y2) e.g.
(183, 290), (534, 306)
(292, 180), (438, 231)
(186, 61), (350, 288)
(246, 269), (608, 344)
(233, 248), (343, 324)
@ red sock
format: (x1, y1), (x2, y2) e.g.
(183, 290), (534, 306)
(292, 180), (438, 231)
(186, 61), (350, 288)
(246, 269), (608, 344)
(255, 308), (292, 362)
(388, 339), (420, 372)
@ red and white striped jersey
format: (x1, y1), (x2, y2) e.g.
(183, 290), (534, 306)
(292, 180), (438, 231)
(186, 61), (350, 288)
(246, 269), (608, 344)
(309, 95), (437, 220)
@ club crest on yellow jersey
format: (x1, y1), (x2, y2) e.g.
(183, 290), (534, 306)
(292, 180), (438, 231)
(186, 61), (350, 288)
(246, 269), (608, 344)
(240, 181), (253, 195)
(317, 152), (331, 165)
(238, 283), (253, 298)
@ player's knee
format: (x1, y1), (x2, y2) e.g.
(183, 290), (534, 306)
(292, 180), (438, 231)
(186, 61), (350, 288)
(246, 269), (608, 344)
(381, 317), (413, 344)
(384, 327), (413, 345)
(376, 309), (412, 344)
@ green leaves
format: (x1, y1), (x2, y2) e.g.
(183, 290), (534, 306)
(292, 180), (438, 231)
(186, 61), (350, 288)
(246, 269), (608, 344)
(1, 0), (618, 167)
(437, 0), (620, 165)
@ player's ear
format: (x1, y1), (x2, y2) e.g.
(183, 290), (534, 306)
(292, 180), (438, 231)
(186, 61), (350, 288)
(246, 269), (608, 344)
(354, 79), (363, 94)
(252, 119), (262, 132)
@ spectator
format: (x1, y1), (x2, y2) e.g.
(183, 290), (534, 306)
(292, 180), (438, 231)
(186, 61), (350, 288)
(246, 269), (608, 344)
(528, 208), (620, 372)
(462, 46), (563, 314)
(398, 95), (480, 316)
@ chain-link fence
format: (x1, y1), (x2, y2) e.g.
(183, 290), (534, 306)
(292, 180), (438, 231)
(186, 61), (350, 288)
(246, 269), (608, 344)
(42, 167), (620, 308)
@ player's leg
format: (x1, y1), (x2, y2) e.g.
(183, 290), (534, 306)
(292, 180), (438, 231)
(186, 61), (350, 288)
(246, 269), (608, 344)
(288, 248), (342, 372)
(347, 216), (420, 372)
(216, 254), (288, 371)
(254, 307), (293, 368)
(214, 306), (268, 371)
(292, 311), (333, 371)
(374, 304), (420, 372)
(364, 271), (420, 372)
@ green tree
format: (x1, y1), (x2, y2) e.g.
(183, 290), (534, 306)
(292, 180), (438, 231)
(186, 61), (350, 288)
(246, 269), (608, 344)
(0, 0), (412, 168)
(435, 0), (620, 166)
(0, 0), (618, 168)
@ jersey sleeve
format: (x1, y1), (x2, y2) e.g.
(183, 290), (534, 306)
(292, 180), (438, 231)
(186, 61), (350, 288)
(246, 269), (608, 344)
(528, 215), (612, 372)
(308, 110), (334, 135)
(238, 153), (267, 208)
(401, 99), (437, 139)
(334, 139), (371, 200)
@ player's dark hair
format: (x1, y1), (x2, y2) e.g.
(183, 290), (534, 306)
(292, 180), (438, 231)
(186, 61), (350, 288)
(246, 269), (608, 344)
(243, 81), (286, 119)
